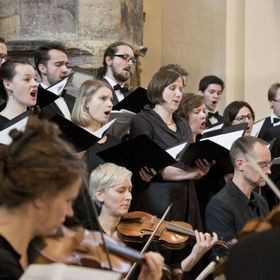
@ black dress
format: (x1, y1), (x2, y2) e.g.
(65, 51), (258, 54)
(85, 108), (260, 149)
(0, 235), (23, 279)
(129, 108), (202, 230)
(85, 134), (120, 174)
(0, 115), (9, 130)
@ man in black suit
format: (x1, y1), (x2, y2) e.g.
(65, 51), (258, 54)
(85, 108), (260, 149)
(96, 41), (135, 106)
(205, 136), (270, 242)
(198, 75), (225, 128)
(258, 82), (280, 139)
(34, 42), (75, 119)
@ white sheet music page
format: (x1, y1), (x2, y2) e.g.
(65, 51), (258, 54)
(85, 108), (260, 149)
(202, 129), (244, 150)
(251, 118), (265, 137)
(202, 123), (223, 134)
(20, 263), (121, 280)
(47, 74), (72, 96)
(0, 116), (29, 145)
(166, 142), (188, 159)
(269, 156), (280, 167)
(92, 118), (117, 138)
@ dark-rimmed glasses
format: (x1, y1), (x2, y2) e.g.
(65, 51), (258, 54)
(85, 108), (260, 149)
(234, 114), (253, 122)
(113, 54), (136, 64)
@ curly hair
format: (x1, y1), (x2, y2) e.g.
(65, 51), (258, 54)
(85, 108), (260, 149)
(0, 117), (86, 208)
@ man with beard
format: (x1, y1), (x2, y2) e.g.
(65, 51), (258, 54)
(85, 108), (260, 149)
(205, 136), (270, 242)
(34, 42), (75, 119)
(96, 41), (135, 105)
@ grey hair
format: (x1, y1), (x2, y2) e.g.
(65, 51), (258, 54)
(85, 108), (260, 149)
(89, 163), (132, 205)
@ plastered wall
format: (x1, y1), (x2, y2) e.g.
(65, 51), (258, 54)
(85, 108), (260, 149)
(142, 0), (280, 119)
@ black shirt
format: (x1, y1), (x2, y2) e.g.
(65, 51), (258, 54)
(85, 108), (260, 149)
(0, 235), (23, 280)
(205, 180), (269, 241)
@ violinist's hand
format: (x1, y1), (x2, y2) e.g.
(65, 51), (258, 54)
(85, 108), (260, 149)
(195, 159), (214, 177)
(181, 231), (218, 272)
(138, 252), (164, 280)
(139, 167), (156, 182)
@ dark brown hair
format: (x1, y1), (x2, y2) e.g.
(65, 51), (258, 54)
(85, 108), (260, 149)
(0, 59), (31, 110)
(177, 93), (204, 121)
(0, 117), (85, 208)
(268, 83), (280, 101)
(147, 69), (184, 105)
(199, 75), (225, 92)
(34, 41), (67, 77)
(223, 101), (255, 127)
(96, 41), (134, 79)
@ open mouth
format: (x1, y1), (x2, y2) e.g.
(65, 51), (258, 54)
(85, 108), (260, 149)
(123, 67), (131, 73)
(30, 90), (37, 97)
(201, 121), (206, 129)
(104, 110), (111, 116)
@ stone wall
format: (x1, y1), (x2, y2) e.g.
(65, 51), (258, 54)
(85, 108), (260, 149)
(0, 0), (144, 88)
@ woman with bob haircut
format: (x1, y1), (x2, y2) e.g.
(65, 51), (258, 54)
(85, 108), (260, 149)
(177, 93), (206, 141)
(90, 162), (218, 279)
(0, 117), (86, 278)
(130, 69), (212, 228)
(223, 100), (255, 135)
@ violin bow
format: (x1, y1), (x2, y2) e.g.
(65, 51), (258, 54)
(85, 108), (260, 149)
(197, 140), (280, 280)
(124, 203), (173, 280)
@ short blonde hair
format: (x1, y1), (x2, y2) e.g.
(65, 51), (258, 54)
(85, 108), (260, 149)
(89, 163), (132, 197)
(71, 79), (111, 127)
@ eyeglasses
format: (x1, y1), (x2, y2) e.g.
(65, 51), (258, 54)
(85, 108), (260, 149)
(113, 54), (136, 64)
(234, 114), (253, 122)
(257, 161), (271, 169)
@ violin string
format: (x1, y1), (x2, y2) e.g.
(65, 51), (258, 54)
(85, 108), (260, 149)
(165, 222), (230, 249)
(124, 203), (173, 280)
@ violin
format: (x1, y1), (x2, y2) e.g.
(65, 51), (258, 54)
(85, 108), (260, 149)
(31, 225), (143, 274)
(212, 206), (280, 278)
(117, 211), (230, 250)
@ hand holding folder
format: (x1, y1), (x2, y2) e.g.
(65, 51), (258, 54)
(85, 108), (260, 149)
(168, 123), (247, 167)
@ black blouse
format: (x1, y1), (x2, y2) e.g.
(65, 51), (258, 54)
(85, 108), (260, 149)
(0, 115), (9, 131)
(0, 235), (23, 279)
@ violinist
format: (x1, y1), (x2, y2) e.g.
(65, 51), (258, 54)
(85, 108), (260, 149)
(205, 136), (270, 242)
(89, 162), (218, 278)
(0, 59), (38, 130)
(0, 117), (85, 279)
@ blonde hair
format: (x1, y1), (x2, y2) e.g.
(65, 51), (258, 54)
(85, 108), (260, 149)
(89, 163), (132, 198)
(71, 79), (111, 127)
